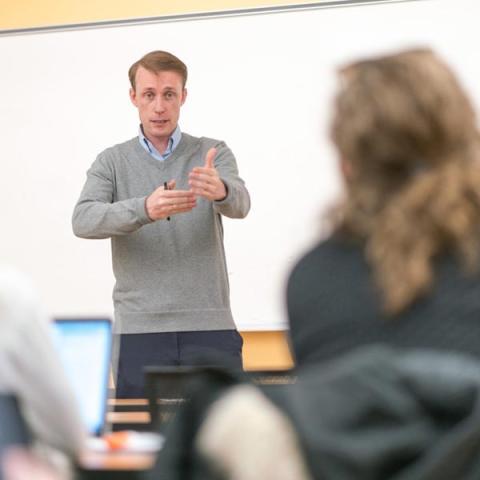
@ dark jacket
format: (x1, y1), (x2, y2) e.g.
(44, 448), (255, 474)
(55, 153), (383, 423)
(148, 346), (480, 480)
(287, 237), (480, 367)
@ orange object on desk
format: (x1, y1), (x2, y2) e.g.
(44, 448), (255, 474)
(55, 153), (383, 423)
(104, 431), (130, 450)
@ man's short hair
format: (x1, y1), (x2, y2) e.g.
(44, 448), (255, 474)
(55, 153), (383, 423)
(128, 50), (188, 90)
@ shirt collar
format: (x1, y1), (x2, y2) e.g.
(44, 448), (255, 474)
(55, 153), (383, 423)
(138, 124), (182, 161)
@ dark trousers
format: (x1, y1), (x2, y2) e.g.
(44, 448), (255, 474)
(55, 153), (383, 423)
(113, 330), (243, 398)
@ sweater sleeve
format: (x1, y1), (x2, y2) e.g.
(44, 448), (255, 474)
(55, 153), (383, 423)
(211, 142), (251, 219)
(72, 152), (152, 239)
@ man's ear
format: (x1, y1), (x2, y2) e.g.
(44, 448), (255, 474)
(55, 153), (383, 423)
(181, 88), (188, 106)
(129, 87), (138, 107)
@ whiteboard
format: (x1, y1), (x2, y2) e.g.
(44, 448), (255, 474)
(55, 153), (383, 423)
(1, 0), (479, 330)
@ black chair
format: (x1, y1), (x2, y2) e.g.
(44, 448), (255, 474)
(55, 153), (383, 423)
(0, 394), (31, 480)
(143, 365), (297, 432)
(247, 368), (297, 385)
(144, 365), (218, 432)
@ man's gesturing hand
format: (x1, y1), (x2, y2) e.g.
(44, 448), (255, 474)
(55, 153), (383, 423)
(188, 148), (227, 201)
(145, 180), (197, 221)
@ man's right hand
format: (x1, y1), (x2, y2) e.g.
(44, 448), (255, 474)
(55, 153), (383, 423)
(145, 180), (197, 221)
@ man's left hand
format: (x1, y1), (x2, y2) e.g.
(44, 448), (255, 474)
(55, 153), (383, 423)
(188, 147), (227, 201)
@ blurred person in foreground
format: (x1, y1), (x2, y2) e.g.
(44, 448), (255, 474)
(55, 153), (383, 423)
(287, 47), (480, 366)
(0, 268), (86, 479)
(2, 448), (63, 480)
(148, 48), (480, 480)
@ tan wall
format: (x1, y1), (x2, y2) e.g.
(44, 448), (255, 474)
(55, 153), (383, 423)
(1, 0), (321, 31)
(241, 330), (294, 370)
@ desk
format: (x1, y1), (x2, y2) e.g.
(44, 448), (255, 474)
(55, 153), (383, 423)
(107, 411), (150, 425)
(77, 436), (156, 479)
(108, 398), (148, 409)
(108, 398), (151, 431)
(76, 399), (156, 479)
(79, 450), (155, 470)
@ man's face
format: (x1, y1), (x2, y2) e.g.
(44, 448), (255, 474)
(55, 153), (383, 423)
(130, 66), (187, 150)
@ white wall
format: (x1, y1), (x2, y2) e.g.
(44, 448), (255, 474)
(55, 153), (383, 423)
(1, 0), (479, 330)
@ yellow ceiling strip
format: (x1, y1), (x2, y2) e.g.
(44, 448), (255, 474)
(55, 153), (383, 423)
(0, 0), (326, 31)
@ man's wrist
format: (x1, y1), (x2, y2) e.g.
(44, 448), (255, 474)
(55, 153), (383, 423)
(215, 181), (228, 202)
(144, 196), (154, 221)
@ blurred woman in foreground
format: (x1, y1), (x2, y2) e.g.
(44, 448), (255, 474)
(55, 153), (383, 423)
(288, 48), (480, 366)
(151, 49), (480, 480)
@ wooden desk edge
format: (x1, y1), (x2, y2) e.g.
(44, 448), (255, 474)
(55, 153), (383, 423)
(79, 450), (155, 471)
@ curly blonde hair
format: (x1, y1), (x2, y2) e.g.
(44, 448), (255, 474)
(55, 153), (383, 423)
(331, 48), (480, 315)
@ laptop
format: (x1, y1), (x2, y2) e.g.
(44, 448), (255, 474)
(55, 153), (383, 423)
(50, 318), (112, 436)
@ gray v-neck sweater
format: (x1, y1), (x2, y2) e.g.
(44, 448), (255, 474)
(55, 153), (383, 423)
(72, 133), (250, 334)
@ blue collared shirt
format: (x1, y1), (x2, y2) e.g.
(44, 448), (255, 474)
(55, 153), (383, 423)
(138, 125), (182, 161)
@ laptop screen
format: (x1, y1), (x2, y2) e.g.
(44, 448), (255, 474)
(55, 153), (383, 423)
(51, 318), (112, 436)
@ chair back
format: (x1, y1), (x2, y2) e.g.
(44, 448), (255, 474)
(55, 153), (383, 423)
(144, 366), (297, 431)
(144, 366), (212, 431)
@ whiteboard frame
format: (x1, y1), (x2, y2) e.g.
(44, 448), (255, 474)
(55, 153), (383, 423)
(0, 0), (426, 36)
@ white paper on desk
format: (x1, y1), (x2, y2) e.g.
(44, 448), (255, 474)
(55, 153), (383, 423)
(86, 432), (164, 453)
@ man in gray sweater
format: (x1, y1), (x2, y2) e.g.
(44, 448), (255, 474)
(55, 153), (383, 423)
(72, 50), (250, 397)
